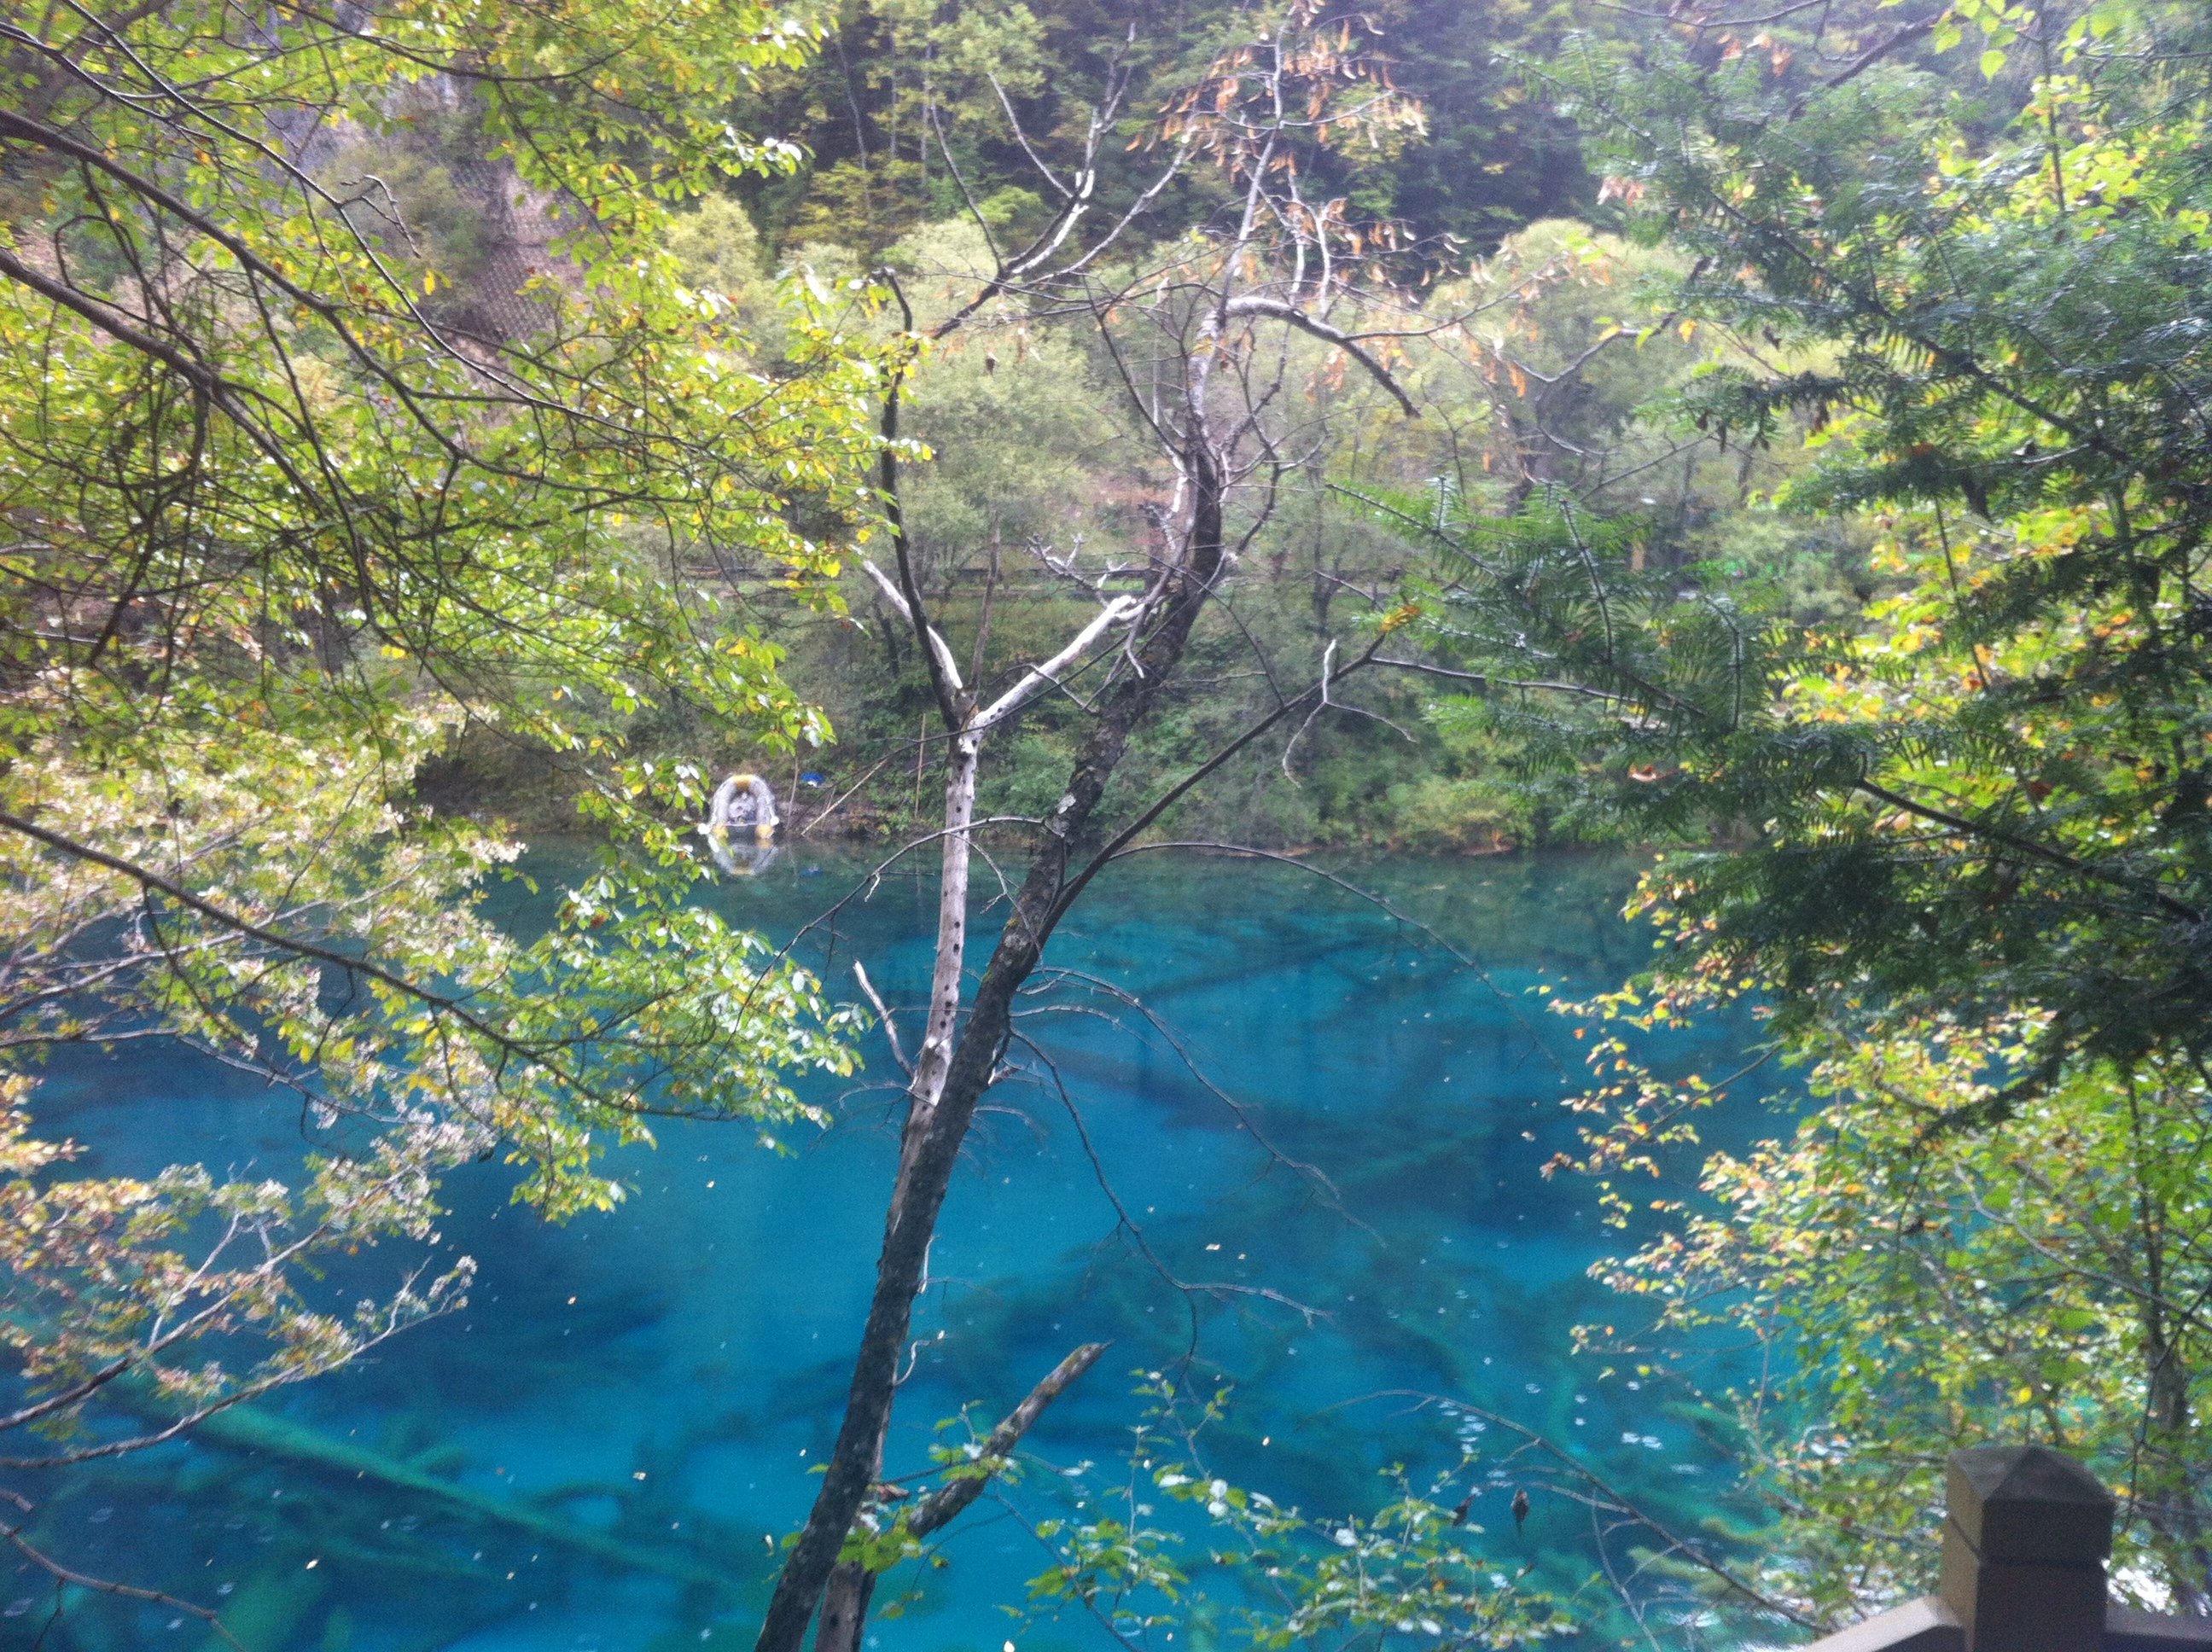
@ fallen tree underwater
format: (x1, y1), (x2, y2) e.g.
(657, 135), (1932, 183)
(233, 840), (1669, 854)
(102, 1384), (737, 1590)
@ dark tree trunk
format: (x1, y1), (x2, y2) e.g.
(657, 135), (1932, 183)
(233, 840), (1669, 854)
(751, 448), (1225, 1652)
(811, 1343), (1105, 1652)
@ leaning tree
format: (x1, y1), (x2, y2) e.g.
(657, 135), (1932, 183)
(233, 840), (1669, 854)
(743, 11), (1497, 1648)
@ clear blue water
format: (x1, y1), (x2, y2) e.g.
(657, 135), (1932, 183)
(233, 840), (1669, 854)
(9, 849), (1763, 1652)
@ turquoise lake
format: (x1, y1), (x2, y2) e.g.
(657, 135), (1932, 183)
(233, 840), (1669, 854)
(12, 848), (1768, 1652)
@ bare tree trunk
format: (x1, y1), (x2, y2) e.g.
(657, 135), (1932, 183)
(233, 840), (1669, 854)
(756, 35), (1416, 1643)
(805, 730), (981, 1652)
(911, 729), (977, 1115)
(813, 1562), (878, 1652)
(2136, 1210), (2212, 1610)
(754, 460), (1224, 1652)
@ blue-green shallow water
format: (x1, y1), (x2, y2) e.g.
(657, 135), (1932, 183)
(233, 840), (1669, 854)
(8, 849), (1764, 1652)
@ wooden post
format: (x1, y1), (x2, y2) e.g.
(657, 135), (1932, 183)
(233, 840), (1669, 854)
(1941, 1446), (2114, 1652)
(1798, 1445), (2212, 1652)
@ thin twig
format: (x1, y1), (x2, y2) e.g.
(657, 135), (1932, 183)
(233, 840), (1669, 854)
(2, 1521), (247, 1651)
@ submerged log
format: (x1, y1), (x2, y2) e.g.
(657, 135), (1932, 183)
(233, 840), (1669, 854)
(191, 1565), (327, 1652)
(113, 1388), (742, 1591)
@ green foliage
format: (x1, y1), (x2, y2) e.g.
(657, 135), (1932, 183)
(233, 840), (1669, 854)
(1009, 1376), (1571, 1651)
(669, 195), (769, 292)
(1382, 1), (2212, 1075)
(1628, 10), (2212, 1077)
(0, 0), (875, 1488)
(1369, 0), (2212, 1623)
(1561, 980), (2212, 1618)
(756, 201), (1779, 852)
(725, 0), (1593, 264)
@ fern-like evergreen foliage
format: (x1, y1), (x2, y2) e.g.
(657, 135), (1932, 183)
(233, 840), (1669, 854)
(1361, 483), (1777, 829)
(1360, 8), (2212, 1619)
(1381, 0), (2212, 1098)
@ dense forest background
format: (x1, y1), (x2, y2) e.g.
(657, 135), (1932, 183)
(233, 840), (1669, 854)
(422, 0), (1922, 854)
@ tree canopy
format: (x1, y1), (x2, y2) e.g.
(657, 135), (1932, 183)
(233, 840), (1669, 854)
(0, 0), (874, 1515)
(1361, 0), (2212, 1617)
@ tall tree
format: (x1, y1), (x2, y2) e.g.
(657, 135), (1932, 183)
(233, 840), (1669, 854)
(1394, 0), (2212, 1089)
(748, 9), (1455, 1646)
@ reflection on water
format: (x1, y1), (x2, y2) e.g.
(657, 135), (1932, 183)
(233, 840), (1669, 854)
(704, 825), (781, 879)
(12, 848), (1764, 1652)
